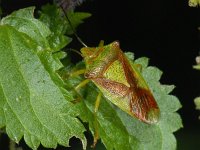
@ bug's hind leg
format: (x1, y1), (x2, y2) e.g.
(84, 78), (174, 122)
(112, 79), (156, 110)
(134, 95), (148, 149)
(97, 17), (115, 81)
(91, 92), (102, 148)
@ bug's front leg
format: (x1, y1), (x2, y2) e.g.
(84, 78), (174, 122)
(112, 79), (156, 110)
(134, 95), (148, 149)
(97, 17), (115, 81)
(70, 69), (86, 77)
(63, 69), (88, 103)
(70, 79), (90, 104)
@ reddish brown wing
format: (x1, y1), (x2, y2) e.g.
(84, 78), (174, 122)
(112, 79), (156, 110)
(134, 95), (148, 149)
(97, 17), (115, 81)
(129, 87), (159, 124)
(118, 48), (159, 124)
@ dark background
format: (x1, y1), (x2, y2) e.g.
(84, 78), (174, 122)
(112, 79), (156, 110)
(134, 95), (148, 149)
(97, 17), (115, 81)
(1, 0), (200, 149)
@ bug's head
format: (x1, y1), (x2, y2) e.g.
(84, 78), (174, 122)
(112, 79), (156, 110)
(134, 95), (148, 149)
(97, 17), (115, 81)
(80, 47), (97, 60)
(80, 41), (120, 63)
(80, 45), (105, 65)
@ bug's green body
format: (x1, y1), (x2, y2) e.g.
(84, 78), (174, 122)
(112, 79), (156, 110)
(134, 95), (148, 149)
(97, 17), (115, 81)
(81, 41), (159, 124)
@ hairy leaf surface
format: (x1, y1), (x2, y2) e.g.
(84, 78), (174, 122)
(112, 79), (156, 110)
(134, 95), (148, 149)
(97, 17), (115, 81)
(0, 7), (86, 149)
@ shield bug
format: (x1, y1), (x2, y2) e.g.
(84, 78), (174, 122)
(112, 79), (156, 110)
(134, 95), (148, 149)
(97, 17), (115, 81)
(80, 41), (160, 124)
(67, 41), (160, 147)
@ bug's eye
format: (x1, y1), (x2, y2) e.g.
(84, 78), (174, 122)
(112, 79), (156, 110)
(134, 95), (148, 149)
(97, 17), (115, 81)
(84, 70), (98, 78)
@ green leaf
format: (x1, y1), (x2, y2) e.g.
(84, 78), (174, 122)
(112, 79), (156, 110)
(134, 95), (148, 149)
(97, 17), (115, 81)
(193, 55), (200, 119)
(194, 97), (200, 109)
(1, 7), (51, 49)
(39, 4), (91, 51)
(39, 4), (72, 51)
(39, 4), (67, 35)
(193, 56), (200, 70)
(189, 0), (200, 7)
(65, 10), (91, 35)
(0, 6), (69, 88)
(64, 52), (182, 150)
(0, 9), (87, 150)
(193, 64), (200, 70)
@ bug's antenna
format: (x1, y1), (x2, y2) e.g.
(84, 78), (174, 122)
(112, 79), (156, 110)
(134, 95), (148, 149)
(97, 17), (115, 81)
(59, 5), (88, 47)
(69, 48), (83, 57)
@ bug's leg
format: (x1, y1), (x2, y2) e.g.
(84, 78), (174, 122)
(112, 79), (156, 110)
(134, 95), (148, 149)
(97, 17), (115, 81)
(134, 63), (143, 72)
(62, 69), (87, 103)
(98, 40), (104, 47)
(61, 69), (86, 81)
(70, 69), (86, 77)
(91, 92), (102, 148)
(71, 79), (90, 103)
(75, 79), (90, 91)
